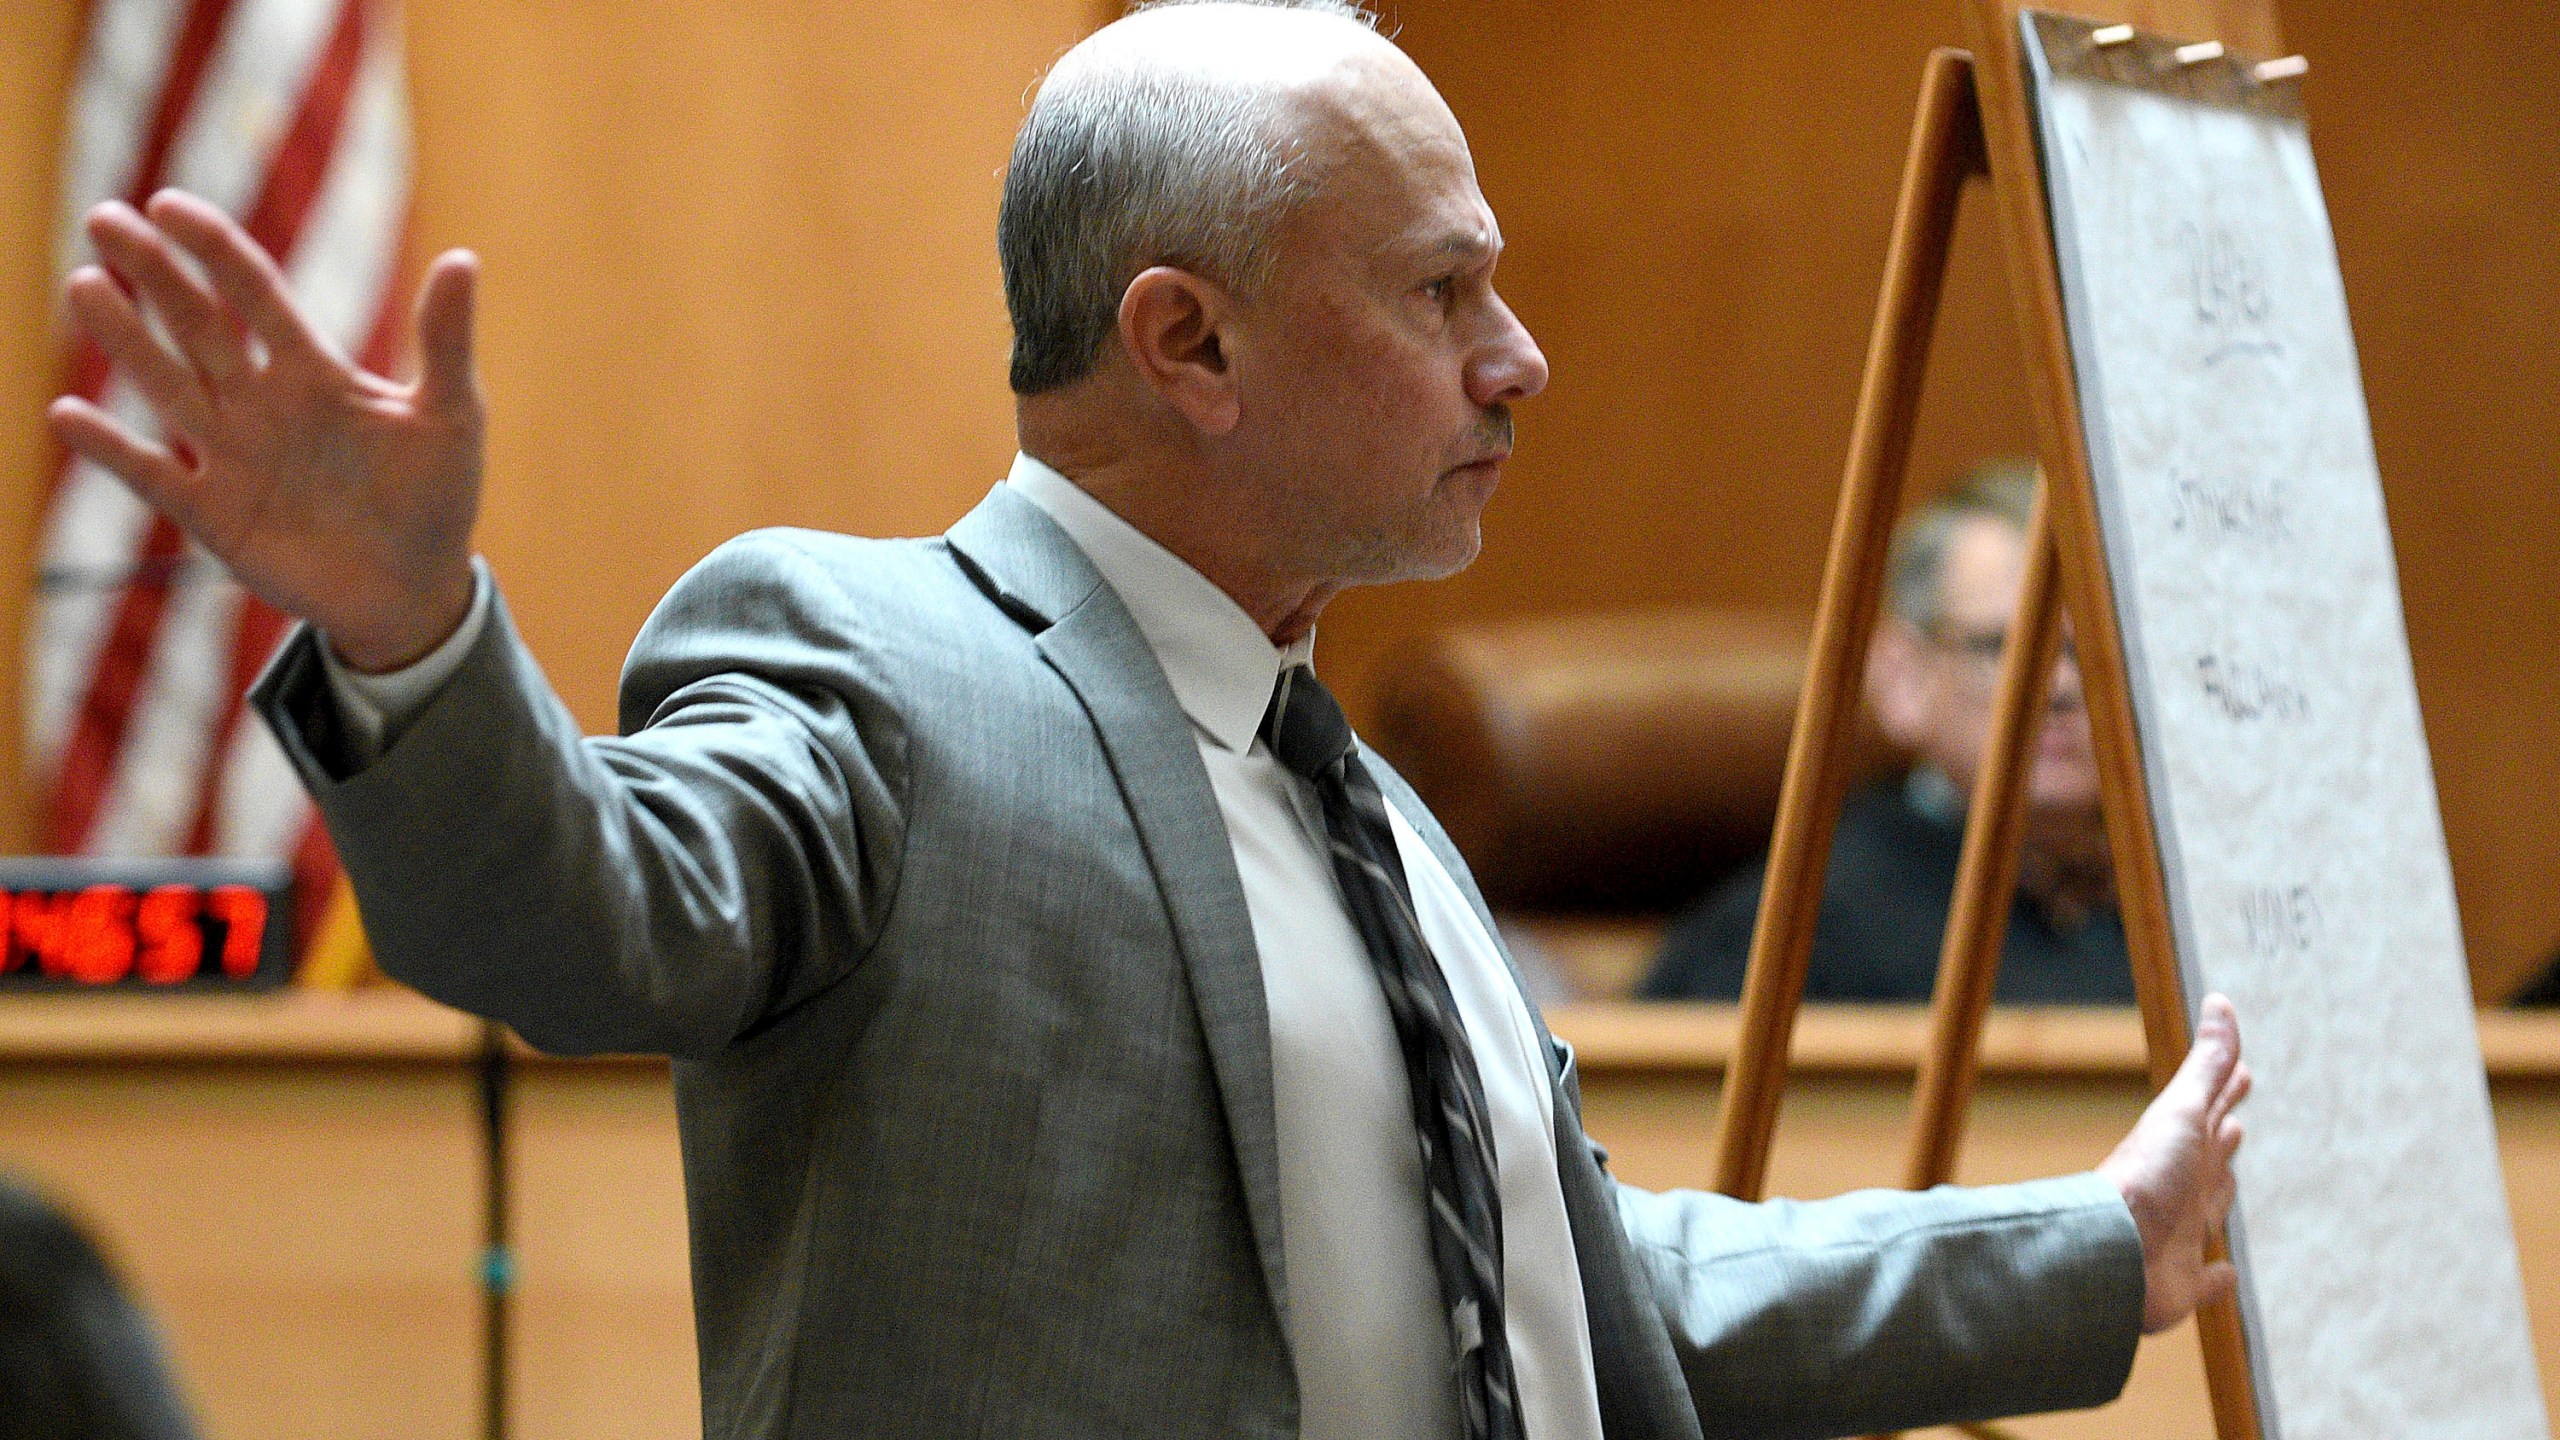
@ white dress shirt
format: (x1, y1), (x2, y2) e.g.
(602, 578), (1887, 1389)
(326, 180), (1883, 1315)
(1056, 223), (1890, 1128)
(322, 457), (1606, 1439)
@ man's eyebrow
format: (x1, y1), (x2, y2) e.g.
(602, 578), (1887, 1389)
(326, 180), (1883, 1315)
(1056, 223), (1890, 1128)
(1414, 229), (1501, 265)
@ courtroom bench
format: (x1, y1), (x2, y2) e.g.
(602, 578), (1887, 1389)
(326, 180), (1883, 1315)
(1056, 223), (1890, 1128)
(3, 991), (2553, 1440)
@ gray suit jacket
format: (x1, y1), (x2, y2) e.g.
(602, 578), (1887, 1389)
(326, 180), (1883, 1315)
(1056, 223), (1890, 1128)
(253, 486), (2143, 1440)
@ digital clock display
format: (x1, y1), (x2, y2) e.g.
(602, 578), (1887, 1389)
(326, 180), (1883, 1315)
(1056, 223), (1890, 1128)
(0, 858), (293, 989)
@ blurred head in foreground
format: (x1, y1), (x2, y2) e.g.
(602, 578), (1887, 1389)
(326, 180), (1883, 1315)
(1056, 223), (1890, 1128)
(0, 1179), (198, 1440)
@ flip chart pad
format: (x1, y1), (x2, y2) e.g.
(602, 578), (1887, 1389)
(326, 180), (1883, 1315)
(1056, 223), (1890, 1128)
(2022, 13), (2549, 1436)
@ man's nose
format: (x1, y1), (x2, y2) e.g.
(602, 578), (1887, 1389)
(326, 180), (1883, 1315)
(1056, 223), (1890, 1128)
(2047, 643), (2087, 710)
(1468, 293), (1549, 407)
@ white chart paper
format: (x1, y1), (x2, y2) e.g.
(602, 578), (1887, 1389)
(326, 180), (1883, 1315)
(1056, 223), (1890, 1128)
(2024, 14), (2549, 1437)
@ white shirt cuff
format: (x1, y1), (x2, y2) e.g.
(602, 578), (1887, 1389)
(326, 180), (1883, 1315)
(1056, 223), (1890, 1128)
(317, 558), (494, 762)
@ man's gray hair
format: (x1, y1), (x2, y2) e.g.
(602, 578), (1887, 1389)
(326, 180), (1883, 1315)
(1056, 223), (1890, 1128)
(1884, 458), (2039, 631)
(999, 0), (1381, 395)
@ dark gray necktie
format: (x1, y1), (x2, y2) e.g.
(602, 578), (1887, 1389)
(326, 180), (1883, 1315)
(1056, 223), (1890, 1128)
(1260, 664), (1526, 1440)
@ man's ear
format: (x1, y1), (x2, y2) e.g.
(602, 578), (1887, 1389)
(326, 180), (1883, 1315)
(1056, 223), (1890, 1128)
(1118, 265), (1242, 436)
(1865, 618), (1932, 749)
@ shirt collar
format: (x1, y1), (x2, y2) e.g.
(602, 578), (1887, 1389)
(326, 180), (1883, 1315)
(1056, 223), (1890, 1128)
(1006, 452), (1312, 753)
(1904, 761), (1967, 827)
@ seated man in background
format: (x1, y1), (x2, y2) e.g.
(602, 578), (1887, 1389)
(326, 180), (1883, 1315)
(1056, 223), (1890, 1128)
(1641, 461), (2136, 1004)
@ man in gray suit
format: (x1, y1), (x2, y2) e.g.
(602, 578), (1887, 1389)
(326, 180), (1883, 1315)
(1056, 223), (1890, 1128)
(49, 3), (2251, 1437)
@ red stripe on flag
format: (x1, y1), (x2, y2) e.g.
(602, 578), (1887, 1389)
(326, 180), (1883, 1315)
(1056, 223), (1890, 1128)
(61, 347), (110, 424)
(42, 513), (187, 852)
(50, 0), (377, 856)
(125, 0), (240, 213)
(180, 597), (286, 856)
(50, 0), (244, 505)
(43, 0), (248, 804)
(236, 0), (368, 258)
(352, 215), (412, 381)
(59, 0), (241, 409)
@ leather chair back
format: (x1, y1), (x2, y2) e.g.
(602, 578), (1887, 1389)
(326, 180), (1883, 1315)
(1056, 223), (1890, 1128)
(1369, 608), (1902, 917)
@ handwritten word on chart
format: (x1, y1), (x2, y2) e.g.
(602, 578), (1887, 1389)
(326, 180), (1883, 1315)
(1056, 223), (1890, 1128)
(2195, 651), (2311, 723)
(2237, 883), (2323, 962)
(2177, 220), (2284, 366)
(2169, 470), (2294, 547)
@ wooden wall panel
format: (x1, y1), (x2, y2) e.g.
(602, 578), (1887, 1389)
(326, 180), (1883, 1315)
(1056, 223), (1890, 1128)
(402, 0), (1110, 729)
(1342, 0), (2559, 995)
(2273, 2), (2560, 1000)
(0, 1062), (485, 1440)
(0, 1058), (699, 1440)
(0, 0), (1105, 804)
(0, 0), (2550, 987)
(4, 1002), (2555, 1440)
(0, 0), (83, 856)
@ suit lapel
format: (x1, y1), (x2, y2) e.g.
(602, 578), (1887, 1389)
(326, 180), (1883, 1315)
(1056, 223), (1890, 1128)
(947, 487), (1294, 1335)
(952, 486), (1695, 1432)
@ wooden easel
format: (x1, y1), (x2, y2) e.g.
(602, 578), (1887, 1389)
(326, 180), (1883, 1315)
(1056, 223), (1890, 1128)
(1702, 3), (2296, 1437)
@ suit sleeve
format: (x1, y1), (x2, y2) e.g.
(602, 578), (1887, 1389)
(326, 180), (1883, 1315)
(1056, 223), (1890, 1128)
(251, 530), (912, 1058)
(1608, 1172), (2145, 1439)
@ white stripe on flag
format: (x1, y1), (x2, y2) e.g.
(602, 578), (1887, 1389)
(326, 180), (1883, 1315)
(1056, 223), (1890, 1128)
(281, 14), (407, 351)
(88, 4), (409, 855)
(77, 0), (396, 850)
(160, 0), (344, 219)
(87, 557), (243, 855)
(27, 385), (161, 783)
(213, 715), (310, 861)
(36, 0), (411, 874)
(32, 0), (339, 800)
(80, 0), (411, 859)
(53, 0), (192, 280)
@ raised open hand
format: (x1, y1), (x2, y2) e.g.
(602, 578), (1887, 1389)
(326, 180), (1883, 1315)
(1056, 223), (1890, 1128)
(47, 190), (484, 672)
(2099, 992), (2252, 1333)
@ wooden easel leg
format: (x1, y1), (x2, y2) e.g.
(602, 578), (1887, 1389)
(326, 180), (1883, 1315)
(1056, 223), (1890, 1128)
(1901, 489), (2064, 1191)
(2190, 1279), (2259, 1440)
(1710, 46), (1987, 1200)
(1710, 40), (2262, 1438)
(1710, 39), (2273, 1424)
(1866, 487), (2063, 1440)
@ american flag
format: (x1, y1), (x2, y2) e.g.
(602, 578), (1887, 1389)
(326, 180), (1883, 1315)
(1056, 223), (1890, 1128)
(31, 0), (410, 975)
